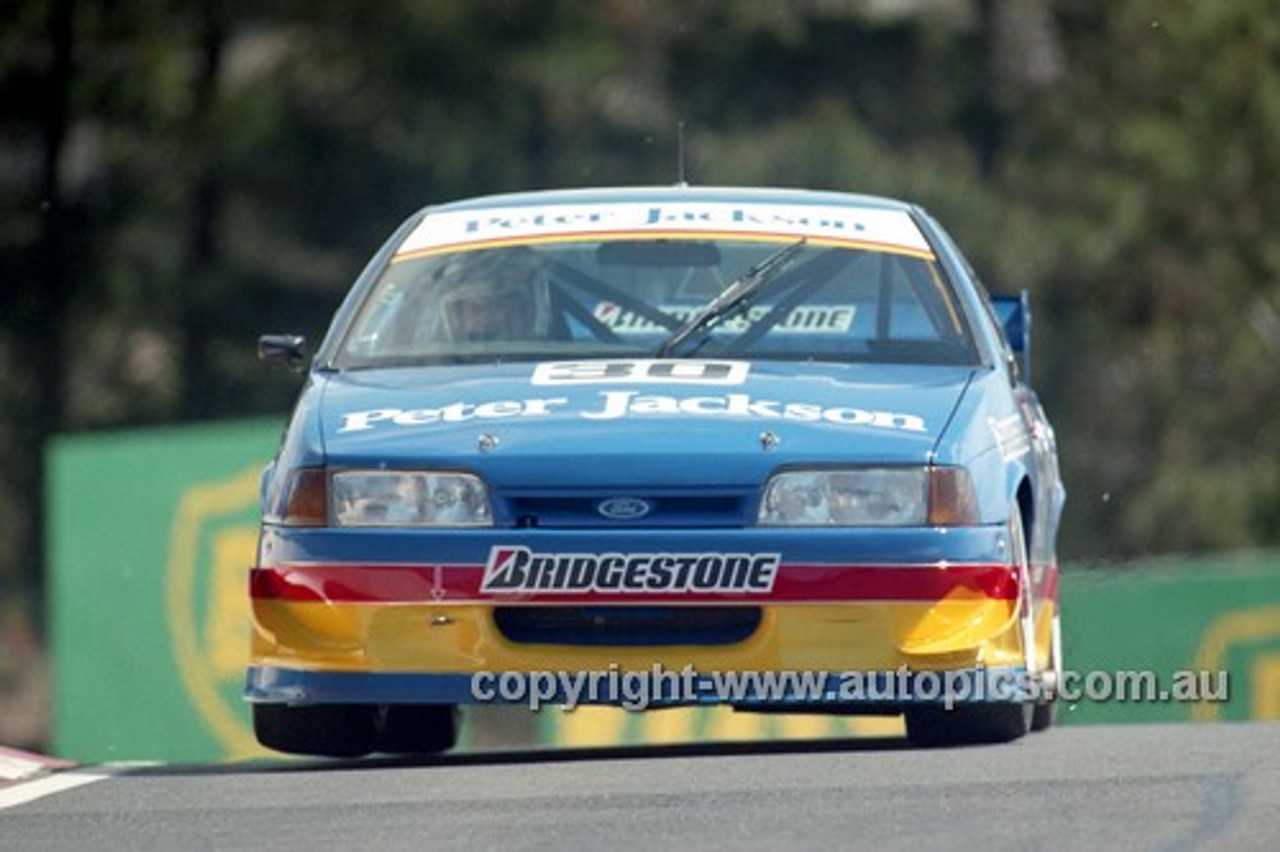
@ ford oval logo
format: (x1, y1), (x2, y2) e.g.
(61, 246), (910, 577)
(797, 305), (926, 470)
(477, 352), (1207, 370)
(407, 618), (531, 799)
(596, 497), (652, 521)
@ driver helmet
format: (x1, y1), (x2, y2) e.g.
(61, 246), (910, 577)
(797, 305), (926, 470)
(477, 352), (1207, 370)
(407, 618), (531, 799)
(432, 248), (551, 342)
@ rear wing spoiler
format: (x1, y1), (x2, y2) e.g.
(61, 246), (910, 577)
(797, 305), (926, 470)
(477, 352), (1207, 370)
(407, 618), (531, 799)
(991, 290), (1031, 380)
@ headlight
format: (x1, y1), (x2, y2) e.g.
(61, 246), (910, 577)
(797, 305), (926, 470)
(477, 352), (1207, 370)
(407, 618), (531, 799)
(330, 471), (493, 527)
(758, 467), (978, 527)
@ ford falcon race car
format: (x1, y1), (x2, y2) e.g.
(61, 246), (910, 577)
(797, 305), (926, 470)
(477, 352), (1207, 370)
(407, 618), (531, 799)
(249, 185), (1065, 756)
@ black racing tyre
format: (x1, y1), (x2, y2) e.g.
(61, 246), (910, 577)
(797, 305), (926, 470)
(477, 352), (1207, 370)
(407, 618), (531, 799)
(905, 702), (1032, 747)
(1030, 695), (1057, 732)
(253, 703), (379, 758)
(1031, 612), (1063, 732)
(376, 704), (459, 755)
(906, 508), (1037, 748)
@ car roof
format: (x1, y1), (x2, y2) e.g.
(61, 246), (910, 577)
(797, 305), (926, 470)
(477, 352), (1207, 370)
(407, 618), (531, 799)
(419, 185), (920, 216)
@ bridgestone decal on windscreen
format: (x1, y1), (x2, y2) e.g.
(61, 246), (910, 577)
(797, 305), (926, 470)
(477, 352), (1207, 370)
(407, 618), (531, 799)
(479, 546), (781, 594)
(593, 303), (856, 335)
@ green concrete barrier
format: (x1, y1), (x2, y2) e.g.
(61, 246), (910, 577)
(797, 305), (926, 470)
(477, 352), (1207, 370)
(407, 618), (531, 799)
(49, 419), (279, 763)
(1058, 553), (1280, 725)
(46, 420), (1280, 761)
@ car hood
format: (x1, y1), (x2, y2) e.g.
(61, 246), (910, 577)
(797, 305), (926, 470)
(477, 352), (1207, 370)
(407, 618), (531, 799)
(313, 361), (976, 486)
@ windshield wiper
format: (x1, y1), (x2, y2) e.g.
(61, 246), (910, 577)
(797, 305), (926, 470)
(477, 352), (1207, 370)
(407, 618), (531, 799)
(655, 237), (807, 358)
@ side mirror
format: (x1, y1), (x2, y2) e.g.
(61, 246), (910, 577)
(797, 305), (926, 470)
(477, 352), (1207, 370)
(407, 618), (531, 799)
(257, 334), (308, 372)
(990, 291), (1031, 381)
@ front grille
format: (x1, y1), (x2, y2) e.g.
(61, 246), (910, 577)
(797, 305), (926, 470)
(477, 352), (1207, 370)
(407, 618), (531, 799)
(500, 493), (751, 528)
(493, 606), (762, 646)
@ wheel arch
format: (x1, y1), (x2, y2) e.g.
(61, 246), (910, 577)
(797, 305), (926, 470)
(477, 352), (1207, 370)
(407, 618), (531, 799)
(1015, 476), (1035, 551)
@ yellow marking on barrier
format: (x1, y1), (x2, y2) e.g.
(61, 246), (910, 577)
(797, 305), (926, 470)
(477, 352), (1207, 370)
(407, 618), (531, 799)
(642, 707), (699, 743)
(1251, 655), (1280, 720)
(165, 466), (265, 759)
(546, 704), (905, 747)
(1190, 606), (1280, 721)
(847, 715), (906, 737)
(701, 706), (773, 742)
(774, 713), (835, 739)
(207, 529), (258, 680)
(553, 706), (630, 748)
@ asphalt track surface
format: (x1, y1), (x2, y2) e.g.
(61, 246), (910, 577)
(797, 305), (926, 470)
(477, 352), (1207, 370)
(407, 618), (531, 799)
(3, 723), (1277, 851)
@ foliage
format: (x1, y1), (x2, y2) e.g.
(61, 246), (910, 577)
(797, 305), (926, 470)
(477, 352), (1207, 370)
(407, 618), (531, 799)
(1, 0), (1277, 605)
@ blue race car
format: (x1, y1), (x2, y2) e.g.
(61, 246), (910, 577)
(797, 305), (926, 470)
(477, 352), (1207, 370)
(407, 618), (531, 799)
(250, 186), (1065, 755)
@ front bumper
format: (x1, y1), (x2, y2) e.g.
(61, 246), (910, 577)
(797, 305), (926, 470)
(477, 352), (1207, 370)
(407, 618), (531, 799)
(245, 663), (1039, 710)
(247, 523), (1056, 706)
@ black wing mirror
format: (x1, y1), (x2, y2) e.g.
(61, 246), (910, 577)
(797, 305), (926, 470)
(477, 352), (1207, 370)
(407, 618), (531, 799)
(257, 334), (308, 372)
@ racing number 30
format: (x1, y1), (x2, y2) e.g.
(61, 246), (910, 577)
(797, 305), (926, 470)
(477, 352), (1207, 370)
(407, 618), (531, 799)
(532, 359), (749, 385)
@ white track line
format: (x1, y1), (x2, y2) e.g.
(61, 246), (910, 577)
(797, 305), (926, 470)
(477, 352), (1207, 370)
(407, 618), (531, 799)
(0, 768), (112, 809)
(0, 762), (155, 810)
(0, 746), (74, 780)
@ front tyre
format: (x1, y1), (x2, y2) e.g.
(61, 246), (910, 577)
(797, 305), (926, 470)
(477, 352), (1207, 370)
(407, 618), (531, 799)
(905, 510), (1036, 747)
(252, 703), (460, 757)
(376, 704), (459, 755)
(1031, 611), (1064, 732)
(253, 703), (379, 758)
(905, 702), (1032, 747)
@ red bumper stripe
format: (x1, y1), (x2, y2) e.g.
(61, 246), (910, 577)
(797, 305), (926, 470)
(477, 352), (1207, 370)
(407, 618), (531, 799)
(250, 562), (1018, 604)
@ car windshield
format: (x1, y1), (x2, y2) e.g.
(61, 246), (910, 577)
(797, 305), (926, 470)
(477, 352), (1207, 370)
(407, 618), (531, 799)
(333, 236), (978, 369)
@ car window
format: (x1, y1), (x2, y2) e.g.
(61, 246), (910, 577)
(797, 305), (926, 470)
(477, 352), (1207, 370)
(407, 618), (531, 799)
(334, 238), (979, 368)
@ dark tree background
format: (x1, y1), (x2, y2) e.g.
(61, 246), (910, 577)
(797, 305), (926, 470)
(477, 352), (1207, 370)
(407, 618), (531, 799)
(2, 0), (1277, 621)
